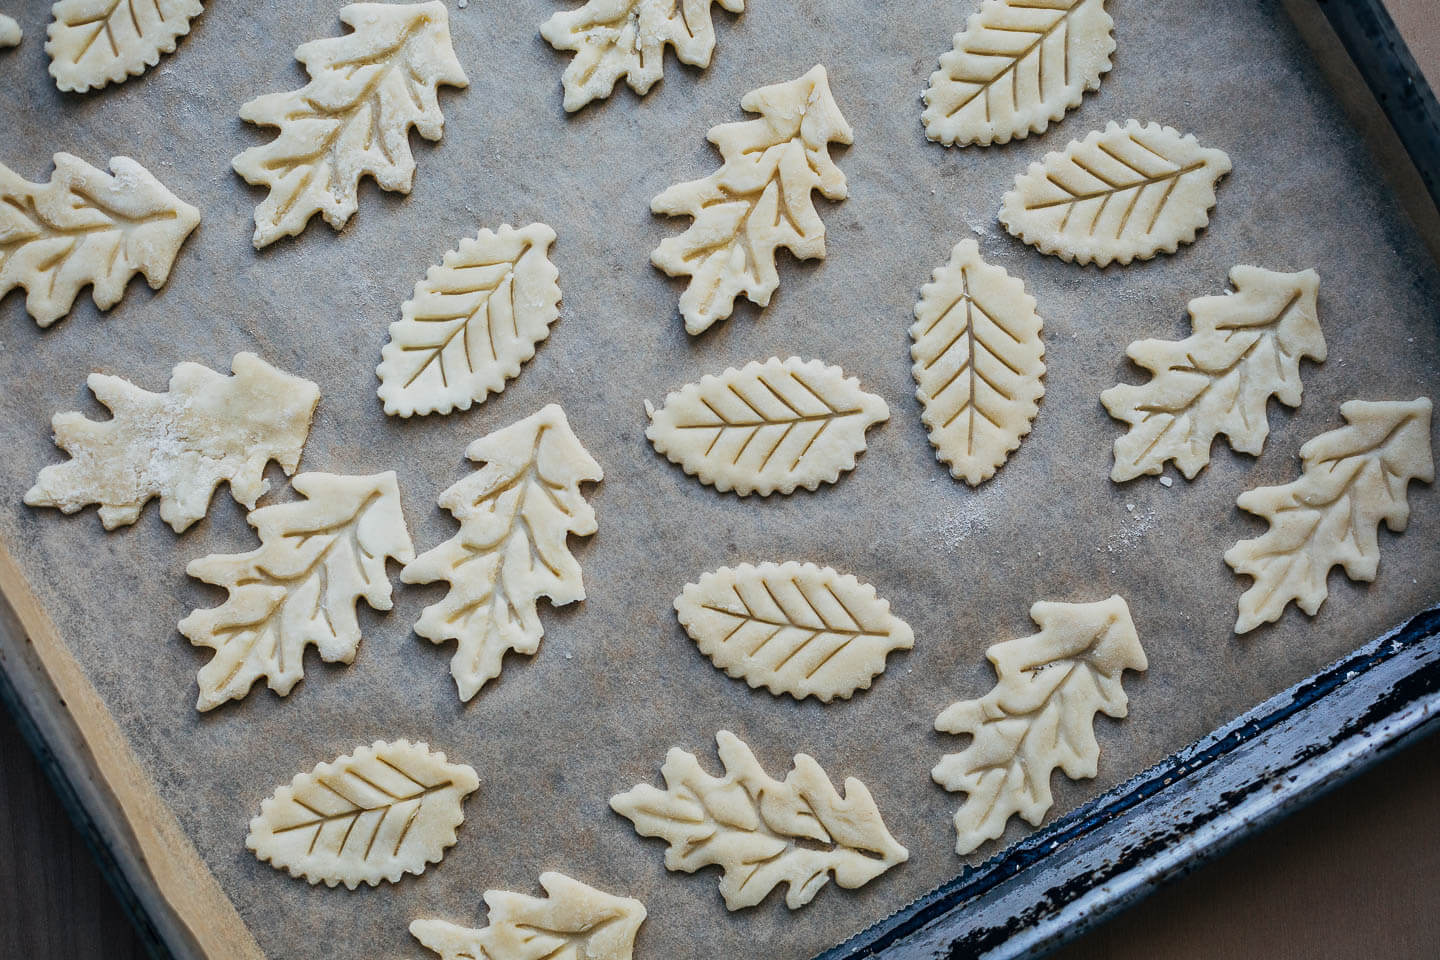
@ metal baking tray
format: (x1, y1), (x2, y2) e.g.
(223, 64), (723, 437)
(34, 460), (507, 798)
(2, 1), (1438, 958)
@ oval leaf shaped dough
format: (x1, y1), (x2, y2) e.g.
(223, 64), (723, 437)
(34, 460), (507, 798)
(1225, 398), (1434, 634)
(911, 240), (1045, 485)
(923, 0), (1114, 147)
(610, 730), (909, 910)
(247, 739), (478, 889)
(377, 223), (561, 417)
(46, 0), (204, 93)
(540, 0), (745, 112)
(675, 561), (914, 702)
(999, 119), (1232, 266)
(645, 357), (889, 496)
(1102, 265), (1326, 482)
(412, 873), (647, 960)
(933, 595), (1146, 854)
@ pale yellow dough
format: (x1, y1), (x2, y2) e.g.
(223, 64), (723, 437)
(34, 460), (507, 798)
(933, 596), (1146, 855)
(26, 353), (318, 532)
(1225, 398), (1434, 634)
(674, 561), (914, 702)
(540, 0), (745, 112)
(611, 730), (908, 910)
(377, 223), (561, 417)
(911, 239), (1045, 485)
(0, 14), (20, 47)
(0, 153), (201, 326)
(46, 0), (204, 92)
(651, 65), (853, 334)
(232, 2), (468, 248)
(402, 405), (603, 702)
(923, 0), (1114, 147)
(180, 472), (416, 711)
(411, 873), (647, 960)
(1103, 265), (1326, 482)
(645, 357), (889, 496)
(247, 740), (478, 889)
(999, 119), (1231, 266)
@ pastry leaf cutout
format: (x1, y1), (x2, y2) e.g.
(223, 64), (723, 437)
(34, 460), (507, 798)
(180, 472), (415, 711)
(46, 0), (204, 93)
(651, 65), (853, 334)
(645, 357), (889, 496)
(26, 353), (318, 532)
(231, 1), (469, 248)
(999, 120), (1231, 267)
(411, 872), (647, 960)
(0, 153), (201, 326)
(0, 14), (20, 47)
(377, 223), (561, 417)
(247, 740), (478, 889)
(403, 405), (602, 701)
(923, 0), (1114, 147)
(1225, 398), (1434, 634)
(1103, 266), (1326, 482)
(911, 240), (1045, 485)
(540, 0), (745, 112)
(675, 561), (913, 702)
(933, 595), (1146, 855)
(611, 730), (908, 910)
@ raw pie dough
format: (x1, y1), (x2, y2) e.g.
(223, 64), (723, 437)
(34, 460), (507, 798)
(25, 353), (318, 532)
(651, 64), (853, 334)
(0, 14), (19, 47)
(377, 223), (561, 417)
(247, 739), (478, 889)
(674, 561), (914, 702)
(411, 872), (647, 960)
(923, 0), (1114, 147)
(610, 730), (909, 910)
(645, 357), (889, 496)
(46, 0), (204, 93)
(180, 472), (416, 711)
(540, 0), (745, 112)
(0, 153), (201, 326)
(999, 119), (1232, 267)
(911, 239), (1045, 485)
(1225, 398), (1434, 634)
(402, 404), (603, 701)
(933, 595), (1146, 855)
(232, 2), (469, 248)
(1103, 265), (1326, 482)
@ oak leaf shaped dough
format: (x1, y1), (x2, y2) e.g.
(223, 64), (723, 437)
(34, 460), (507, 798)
(540, 0), (745, 112)
(923, 0), (1114, 147)
(651, 64), (853, 334)
(0, 153), (201, 326)
(231, 2), (469, 248)
(46, 0), (204, 93)
(1103, 266), (1326, 482)
(411, 872), (647, 960)
(26, 353), (318, 533)
(403, 405), (602, 701)
(1225, 398), (1434, 634)
(999, 120), (1231, 266)
(0, 14), (20, 47)
(377, 223), (561, 417)
(933, 595), (1146, 855)
(180, 472), (415, 711)
(247, 740), (478, 889)
(611, 730), (908, 910)
(911, 240), (1045, 485)
(645, 357), (888, 496)
(675, 561), (913, 702)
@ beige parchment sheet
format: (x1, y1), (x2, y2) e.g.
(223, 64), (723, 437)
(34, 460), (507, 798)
(2, 1), (1439, 957)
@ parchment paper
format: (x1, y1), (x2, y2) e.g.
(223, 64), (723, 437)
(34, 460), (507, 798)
(3, 1), (1439, 957)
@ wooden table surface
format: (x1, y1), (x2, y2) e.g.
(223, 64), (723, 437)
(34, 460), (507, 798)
(4, 2), (1439, 958)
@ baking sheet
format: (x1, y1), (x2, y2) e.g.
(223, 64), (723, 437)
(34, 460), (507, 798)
(2, 1), (1439, 958)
